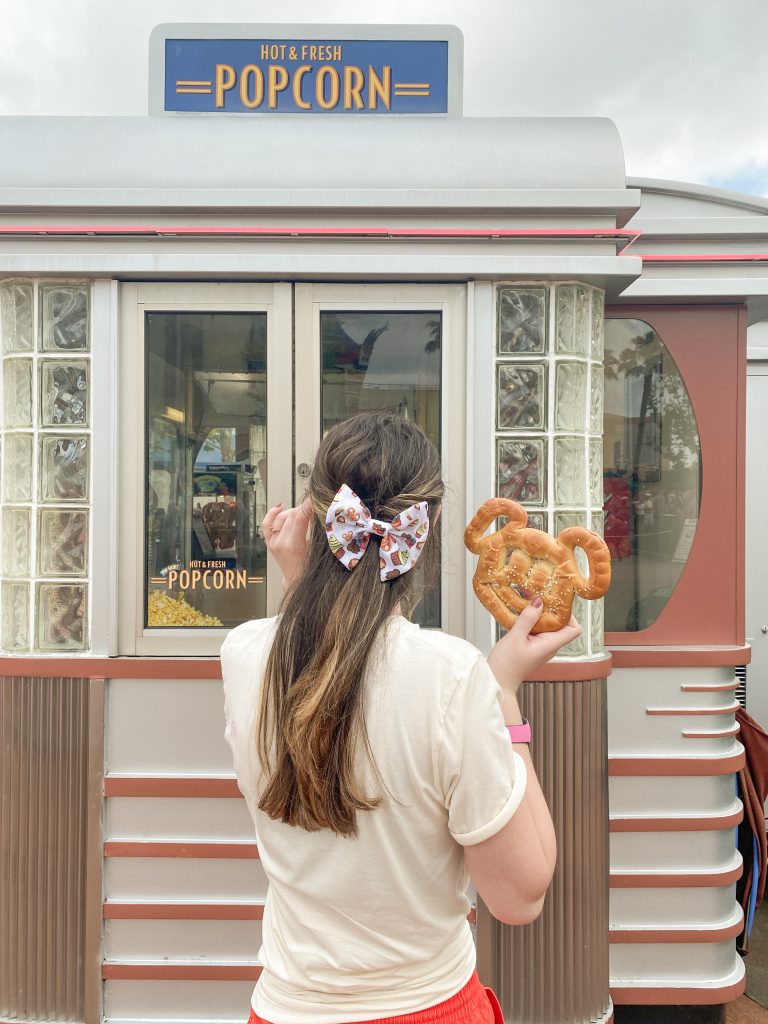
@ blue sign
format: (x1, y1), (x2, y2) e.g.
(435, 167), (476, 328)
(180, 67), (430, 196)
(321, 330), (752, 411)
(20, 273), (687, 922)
(164, 38), (449, 114)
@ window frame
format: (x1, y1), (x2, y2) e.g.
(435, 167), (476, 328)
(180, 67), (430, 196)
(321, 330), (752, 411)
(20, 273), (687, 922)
(118, 282), (293, 656)
(604, 304), (747, 647)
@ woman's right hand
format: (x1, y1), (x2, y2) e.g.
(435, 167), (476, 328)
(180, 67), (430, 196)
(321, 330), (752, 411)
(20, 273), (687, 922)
(262, 500), (313, 590)
(487, 599), (582, 694)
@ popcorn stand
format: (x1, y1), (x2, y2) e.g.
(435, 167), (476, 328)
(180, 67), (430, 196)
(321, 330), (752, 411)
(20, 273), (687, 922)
(0, 22), (762, 1024)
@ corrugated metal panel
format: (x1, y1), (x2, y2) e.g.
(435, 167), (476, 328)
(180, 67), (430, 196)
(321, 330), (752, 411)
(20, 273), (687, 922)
(478, 678), (610, 1024)
(0, 676), (90, 1022)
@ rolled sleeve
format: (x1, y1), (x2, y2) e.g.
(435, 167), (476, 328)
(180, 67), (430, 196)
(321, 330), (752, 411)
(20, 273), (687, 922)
(438, 656), (528, 847)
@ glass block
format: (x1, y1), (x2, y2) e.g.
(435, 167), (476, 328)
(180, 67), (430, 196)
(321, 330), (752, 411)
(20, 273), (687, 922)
(1, 508), (31, 577)
(37, 509), (88, 577)
(554, 436), (586, 506)
(591, 597), (605, 654)
(40, 436), (89, 503)
(497, 363), (546, 430)
(3, 358), (33, 427)
(554, 511), (589, 576)
(36, 583), (87, 651)
(1, 581), (29, 651)
(560, 595), (588, 657)
(590, 365), (604, 434)
(497, 439), (546, 505)
(522, 509), (547, 532)
(3, 433), (33, 501)
(590, 437), (603, 506)
(40, 360), (88, 426)
(591, 510), (605, 536)
(555, 362), (587, 432)
(497, 287), (547, 354)
(591, 289), (605, 359)
(556, 285), (588, 356)
(40, 283), (89, 351)
(0, 281), (33, 354)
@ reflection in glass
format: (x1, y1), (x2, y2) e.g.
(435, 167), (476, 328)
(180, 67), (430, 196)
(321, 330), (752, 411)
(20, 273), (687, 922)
(40, 436), (89, 502)
(321, 311), (441, 627)
(0, 281), (33, 353)
(497, 363), (546, 430)
(40, 283), (89, 351)
(603, 319), (701, 632)
(497, 439), (545, 505)
(145, 313), (268, 629)
(497, 287), (547, 354)
(40, 361), (88, 426)
(36, 583), (87, 650)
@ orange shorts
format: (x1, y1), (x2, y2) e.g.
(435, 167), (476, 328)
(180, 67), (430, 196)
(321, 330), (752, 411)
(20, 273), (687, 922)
(246, 971), (503, 1024)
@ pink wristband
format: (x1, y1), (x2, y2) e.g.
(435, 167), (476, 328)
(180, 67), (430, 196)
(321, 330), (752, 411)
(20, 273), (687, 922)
(507, 719), (531, 744)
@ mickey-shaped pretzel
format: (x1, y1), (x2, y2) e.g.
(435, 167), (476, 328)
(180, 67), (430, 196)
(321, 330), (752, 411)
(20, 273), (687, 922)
(464, 498), (611, 633)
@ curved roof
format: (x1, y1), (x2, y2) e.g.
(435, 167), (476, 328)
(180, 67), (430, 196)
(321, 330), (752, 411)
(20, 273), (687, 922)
(0, 115), (625, 192)
(627, 176), (768, 219)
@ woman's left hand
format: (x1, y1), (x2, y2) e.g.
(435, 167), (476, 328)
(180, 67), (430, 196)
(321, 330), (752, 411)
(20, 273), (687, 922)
(262, 500), (313, 589)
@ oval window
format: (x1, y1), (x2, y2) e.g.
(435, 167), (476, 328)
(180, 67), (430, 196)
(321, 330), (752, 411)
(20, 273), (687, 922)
(603, 319), (701, 632)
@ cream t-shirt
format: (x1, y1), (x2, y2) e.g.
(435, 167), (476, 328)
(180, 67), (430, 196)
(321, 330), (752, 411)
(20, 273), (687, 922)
(220, 614), (527, 1024)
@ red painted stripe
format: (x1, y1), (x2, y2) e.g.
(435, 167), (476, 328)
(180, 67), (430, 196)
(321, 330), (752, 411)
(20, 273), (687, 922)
(609, 914), (743, 944)
(608, 646), (751, 668)
(104, 841), (258, 859)
(608, 751), (744, 776)
(609, 807), (743, 832)
(610, 975), (745, 1005)
(641, 252), (768, 263)
(102, 963), (261, 980)
(0, 224), (640, 249)
(683, 723), (741, 739)
(610, 862), (743, 888)
(645, 702), (740, 716)
(104, 902), (264, 920)
(104, 776), (241, 798)
(680, 682), (739, 693)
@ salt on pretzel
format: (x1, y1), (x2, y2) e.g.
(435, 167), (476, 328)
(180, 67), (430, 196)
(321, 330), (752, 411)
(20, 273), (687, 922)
(464, 498), (611, 633)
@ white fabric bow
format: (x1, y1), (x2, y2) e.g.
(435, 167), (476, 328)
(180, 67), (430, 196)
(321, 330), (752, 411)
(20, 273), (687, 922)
(324, 483), (430, 581)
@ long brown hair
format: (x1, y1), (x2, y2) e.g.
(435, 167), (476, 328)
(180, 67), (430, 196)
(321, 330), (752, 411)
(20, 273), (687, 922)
(256, 412), (444, 836)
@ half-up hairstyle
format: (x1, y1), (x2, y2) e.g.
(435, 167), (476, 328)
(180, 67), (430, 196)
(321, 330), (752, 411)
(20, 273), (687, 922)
(256, 412), (444, 836)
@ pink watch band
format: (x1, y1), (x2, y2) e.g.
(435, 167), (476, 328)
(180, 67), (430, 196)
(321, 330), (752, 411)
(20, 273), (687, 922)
(507, 719), (531, 744)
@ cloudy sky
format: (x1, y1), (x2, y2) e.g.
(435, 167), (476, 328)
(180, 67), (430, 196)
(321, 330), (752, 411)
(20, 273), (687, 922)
(1, 0), (766, 195)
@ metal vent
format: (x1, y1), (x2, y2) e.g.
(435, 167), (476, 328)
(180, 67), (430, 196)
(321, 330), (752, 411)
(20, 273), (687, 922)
(735, 665), (747, 708)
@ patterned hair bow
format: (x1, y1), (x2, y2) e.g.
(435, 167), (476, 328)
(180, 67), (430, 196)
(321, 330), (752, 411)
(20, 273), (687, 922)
(325, 483), (430, 581)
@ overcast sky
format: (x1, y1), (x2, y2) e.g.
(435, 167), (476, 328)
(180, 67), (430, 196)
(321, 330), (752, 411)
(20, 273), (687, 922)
(1, 0), (766, 195)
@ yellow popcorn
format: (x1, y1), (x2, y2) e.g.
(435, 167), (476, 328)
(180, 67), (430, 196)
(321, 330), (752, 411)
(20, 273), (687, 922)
(147, 590), (223, 627)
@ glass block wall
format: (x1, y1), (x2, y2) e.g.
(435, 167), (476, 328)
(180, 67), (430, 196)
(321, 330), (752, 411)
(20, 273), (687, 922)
(494, 282), (605, 657)
(0, 280), (91, 653)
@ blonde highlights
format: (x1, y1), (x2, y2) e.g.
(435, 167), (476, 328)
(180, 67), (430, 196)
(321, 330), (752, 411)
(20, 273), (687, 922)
(256, 413), (443, 836)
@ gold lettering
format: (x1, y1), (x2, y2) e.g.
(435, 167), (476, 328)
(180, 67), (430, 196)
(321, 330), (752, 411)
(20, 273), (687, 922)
(260, 44), (269, 60)
(343, 65), (365, 110)
(236, 569), (248, 589)
(202, 572), (212, 590)
(309, 45), (318, 60)
(178, 570), (190, 590)
(301, 44), (308, 59)
(316, 65), (340, 109)
(214, 570), (226, 589)
(368, 64), (391, 110)
(215, 64), (237, 108)
(333, 45), (342, 61)
(167, 570), (178, 589)
(240, 64), (264, 108)
(191, 569), (201, 589)
(293, 65), (312, 109)
(268, 65), (289, 108)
